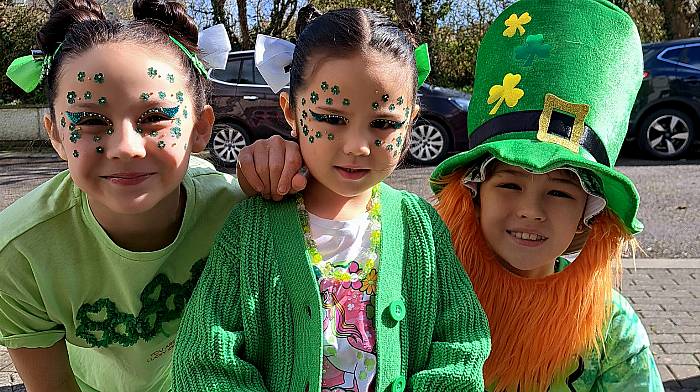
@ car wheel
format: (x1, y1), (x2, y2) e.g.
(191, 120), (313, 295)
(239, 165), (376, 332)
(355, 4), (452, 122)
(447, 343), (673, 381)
(209, 122), (249, 167)
(638, 109), (695, 159)
(408, 119), (450, 165)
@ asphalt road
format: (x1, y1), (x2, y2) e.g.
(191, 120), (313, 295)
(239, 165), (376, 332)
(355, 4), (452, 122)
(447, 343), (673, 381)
(1, 148), (699, 258)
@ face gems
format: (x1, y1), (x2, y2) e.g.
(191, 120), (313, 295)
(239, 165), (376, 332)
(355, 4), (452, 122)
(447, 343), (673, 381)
(182, 108), (188, 119)
(308, 135), (315, 143)
(69, 129), (81, 143)
(315, 131), (322, 138)
(175, 91), (184, 104)
(93, 135), (101, 142)
(375, 139), (383, 147)
(157, 141), (166, 149)
(321, 81), (329, 91)
(343, 98), (350, 106)
(84, 91), (92, 100)
(98, 97), (107, 105)
(397, 96), (404, 106)
(158, 91), (167, 100)
(396, 135), (403, 148)
(72, 150), (79, 158)
(149, 131), (159, 137)
(96, 146), (104, 154)
(372, 102), (379, 110)
(94, 73), (105, 84)
(327, 133), (334, 141)
(382, 94), (389, 102)
(301, 98), (306, 106)
(136, 127), (143, 134)
(325, 97), (333, 105)
(60, 116), (66, 128)
(147, 67), (158, 78)
(167, 74), (175, 83)
(310, 91), (319, 104)
(67, 91), (77, 104)
(302, 110), (308, 119)
(303, 125), (309, 136)
(140, 92), (151, 101)
(106, 127), (114, 135)
(331, 85), (340, 95)
(404, 107), (410, 118)
(389, 104), (395, 111)
(170, 127), (182, 138)
(77, 71), (86, 82)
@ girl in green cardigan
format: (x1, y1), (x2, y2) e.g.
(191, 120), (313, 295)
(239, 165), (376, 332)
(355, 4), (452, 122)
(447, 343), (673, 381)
(173, 5), (491, 392)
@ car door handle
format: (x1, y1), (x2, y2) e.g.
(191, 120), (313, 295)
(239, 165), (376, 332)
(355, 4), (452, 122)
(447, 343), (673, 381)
(243, 95), (259, 101)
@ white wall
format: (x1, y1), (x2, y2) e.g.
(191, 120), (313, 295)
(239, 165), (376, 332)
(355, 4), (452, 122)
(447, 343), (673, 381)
(0, 107), (50, 141)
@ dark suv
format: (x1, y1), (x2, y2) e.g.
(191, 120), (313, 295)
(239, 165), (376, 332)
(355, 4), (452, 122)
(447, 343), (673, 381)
(629, 38), (700, 159)
(207, 50), (470, 167)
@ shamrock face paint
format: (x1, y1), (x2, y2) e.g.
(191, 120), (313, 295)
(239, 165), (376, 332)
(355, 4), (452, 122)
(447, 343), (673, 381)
(291, 51), (417, 202)
(49, 41), (202, 219)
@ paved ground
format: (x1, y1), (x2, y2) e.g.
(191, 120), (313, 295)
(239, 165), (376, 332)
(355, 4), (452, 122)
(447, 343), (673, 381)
(0, 149), (699, 390)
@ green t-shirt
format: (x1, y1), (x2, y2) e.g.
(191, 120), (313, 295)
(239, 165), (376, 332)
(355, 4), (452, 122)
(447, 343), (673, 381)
(0, 158), (245, 391)
(511, 258), (663, 392)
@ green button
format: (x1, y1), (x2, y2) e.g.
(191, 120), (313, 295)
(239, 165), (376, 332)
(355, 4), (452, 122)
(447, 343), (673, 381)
(389, 299), (406, 321)
(391, 375), (406, 392)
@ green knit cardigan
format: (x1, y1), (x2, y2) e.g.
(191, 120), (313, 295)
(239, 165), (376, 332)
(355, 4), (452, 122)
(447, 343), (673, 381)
(172, 183), (491, 391)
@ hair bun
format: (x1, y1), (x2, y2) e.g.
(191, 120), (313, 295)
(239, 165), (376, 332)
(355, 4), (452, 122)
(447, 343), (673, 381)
(295, 4), (322, 38)
(132, 0), (199, 46)
(37, 0), (105, 54)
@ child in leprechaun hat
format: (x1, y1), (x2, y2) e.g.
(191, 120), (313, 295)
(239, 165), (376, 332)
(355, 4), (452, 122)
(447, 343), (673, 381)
(430, 0), (663, 390)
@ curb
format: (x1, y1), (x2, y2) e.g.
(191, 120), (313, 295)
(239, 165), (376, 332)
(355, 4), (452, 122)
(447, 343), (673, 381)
(622, 258), (700, 269)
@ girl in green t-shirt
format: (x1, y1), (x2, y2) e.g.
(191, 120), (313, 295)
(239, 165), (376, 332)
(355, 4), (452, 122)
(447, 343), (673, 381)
(1, 0), (302, 390)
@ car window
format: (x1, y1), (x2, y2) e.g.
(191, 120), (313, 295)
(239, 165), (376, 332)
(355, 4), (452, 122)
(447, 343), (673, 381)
(211, 58), (241, 83)
(661, 47), (684, 62)
(684, 46), (700, 68)
(239, 59), (266, 85)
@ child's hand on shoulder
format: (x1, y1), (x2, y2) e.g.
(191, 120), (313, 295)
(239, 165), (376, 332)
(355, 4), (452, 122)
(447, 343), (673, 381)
(237, 135), (307, 200)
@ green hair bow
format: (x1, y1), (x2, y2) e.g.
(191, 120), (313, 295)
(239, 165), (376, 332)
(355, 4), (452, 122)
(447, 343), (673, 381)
(6, 45), (61, 93)
(169, 36), (209, 79)
(415, 43), (431, 87)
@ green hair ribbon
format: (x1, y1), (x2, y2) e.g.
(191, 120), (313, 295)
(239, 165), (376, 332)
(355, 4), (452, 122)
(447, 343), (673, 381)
(169, 36), (209, 79)
(6, 44), (62, 93)
(415, 43), (431, 87)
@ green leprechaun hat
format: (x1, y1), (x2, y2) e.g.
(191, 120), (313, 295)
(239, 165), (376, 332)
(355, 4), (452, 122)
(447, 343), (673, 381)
(430, 0), (644, 234)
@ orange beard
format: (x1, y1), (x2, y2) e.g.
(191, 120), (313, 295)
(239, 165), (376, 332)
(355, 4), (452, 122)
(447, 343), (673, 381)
(433, 172), (630, 391)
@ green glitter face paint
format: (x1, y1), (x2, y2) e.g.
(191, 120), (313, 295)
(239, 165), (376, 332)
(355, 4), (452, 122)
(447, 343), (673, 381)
(309, 110), (348, 125)
(77, 72), (86, 82)
(65, 111), (112, 126)
(137, 106), (180, 122)
(67, 91), (77, 104)
(325, 98), (333, 105)
(98, 97), (107, 105)
(170, 127), (182, 138)
(84, 91), (92, 100)
(140, 92), (150, 101)
(167, 74), (175, 83)
(321, 81), (329, 91)
(72, 150), (79, 158)
(343, 98), (350, 106)
(94, 73), (105, 84)
(331, 85), (340, 95)
(147, 67), (158, 78)
(96, 146), (104, 154)
(396, 135), (403, 147)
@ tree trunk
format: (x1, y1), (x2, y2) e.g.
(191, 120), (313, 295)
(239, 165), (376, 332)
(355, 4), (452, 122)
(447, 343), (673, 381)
(236, 0), (251, 49)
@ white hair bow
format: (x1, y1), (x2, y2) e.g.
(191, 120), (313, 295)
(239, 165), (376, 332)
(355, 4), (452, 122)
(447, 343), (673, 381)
(198, 24), (231, 70)
(255, 34), (295, 93)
